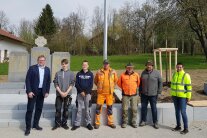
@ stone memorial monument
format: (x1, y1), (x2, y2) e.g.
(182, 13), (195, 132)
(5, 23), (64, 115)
(7, 36), (70, 82)
(51, 52), (70, 80)
(8, 52), (29, 82)
(31, 36), (51, 69)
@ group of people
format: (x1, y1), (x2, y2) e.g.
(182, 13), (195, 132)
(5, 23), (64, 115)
(24, 55), (192, 136)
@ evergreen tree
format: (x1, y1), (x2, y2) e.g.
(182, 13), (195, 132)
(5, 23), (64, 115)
(34, 4), (56, 37)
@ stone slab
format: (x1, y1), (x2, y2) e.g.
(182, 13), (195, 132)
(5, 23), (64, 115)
(8, 52), (29, 82)
(51, 52), (70, 81)
(193, 107), (207, 121)
(31, 47), (51, 69)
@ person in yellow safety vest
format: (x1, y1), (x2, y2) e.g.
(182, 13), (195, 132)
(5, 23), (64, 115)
(171, 62), (192, 135)
(94, 59), (118, 129)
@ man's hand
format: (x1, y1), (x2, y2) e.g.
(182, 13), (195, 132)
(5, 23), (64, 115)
(60, 92), (67, 98)
(28, 92), (35, 98)
(59, 91), (64, 98)
(81, 92), (85, 97)
(44, 93), (49, 98)
(187, 98), (190, 103)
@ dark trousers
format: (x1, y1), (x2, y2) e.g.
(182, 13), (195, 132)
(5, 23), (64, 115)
(141, 94), (158, 124)
(25, 89), (44, 130)
(55, 95), (72, 126)
(172, 96), (188, 129)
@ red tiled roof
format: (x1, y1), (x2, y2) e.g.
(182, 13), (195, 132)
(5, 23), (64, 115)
(0, 28), (24, 43)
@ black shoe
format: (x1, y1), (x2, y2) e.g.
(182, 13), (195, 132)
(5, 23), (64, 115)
(33, 126), (43, 131)
(94, 124), (100, 129)
(62, 124), (69, 130)
(71, 126), (80, 131)
(139, 121), (146, 127)
(121, 123), (127, 128)
(154, 123), (159, 129)
(180, 129), (189, 134)
(24, 129), (30, 136)
(132, 124), (138, 128)
(172, 126), (181, 131)
(86, 124), (93, 130)
(108, 124), (116, 129)
(52, 125), (60, 130)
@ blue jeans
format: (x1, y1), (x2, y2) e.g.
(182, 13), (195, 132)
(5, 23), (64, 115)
(172, 96), (188, 129)
(141, 94), (158, 124)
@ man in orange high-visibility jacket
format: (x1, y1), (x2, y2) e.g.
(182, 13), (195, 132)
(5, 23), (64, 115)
(94, 59), (118, 129)
(117, 62), (140, 128)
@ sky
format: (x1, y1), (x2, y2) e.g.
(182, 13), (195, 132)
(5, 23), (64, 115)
(0, 0), (146, 34)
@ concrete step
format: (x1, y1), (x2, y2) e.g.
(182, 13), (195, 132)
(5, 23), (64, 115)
(0, 82), (25, 89)
(0, 82), (57, 90)
(0, 103), (56, 110)
(0, 103), (206, 128)
(0, 102), (75, 111)
(0, 93), (77, 109)
(0, 86), (76, 95)
(0, 118), (72, 128)
(0, 89), (25, 94)
(0, 109), (73, 120)
(0, 89), (56, 94)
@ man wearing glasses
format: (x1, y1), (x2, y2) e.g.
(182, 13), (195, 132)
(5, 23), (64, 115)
(25, 55), (51, 136)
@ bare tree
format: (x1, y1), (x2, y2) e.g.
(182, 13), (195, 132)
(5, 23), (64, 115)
(18, 19), (35, 44)
(91, 6), (104, 37)
(0, 10), (9, 29)
(133, 2), (157, 53)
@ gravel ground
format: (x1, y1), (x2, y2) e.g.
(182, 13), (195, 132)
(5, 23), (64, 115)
(0, 121), (207, 138)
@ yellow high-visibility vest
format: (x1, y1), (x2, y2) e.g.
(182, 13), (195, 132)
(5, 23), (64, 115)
(170, 70), (192, 99)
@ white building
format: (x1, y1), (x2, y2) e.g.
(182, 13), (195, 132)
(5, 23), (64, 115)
(0, 29), (30, 63)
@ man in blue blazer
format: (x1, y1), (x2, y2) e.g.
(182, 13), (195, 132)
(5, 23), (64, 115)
(25, 55), (51, 136)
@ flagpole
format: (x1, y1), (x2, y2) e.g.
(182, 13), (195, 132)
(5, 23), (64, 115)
(103, 0), (108, 60)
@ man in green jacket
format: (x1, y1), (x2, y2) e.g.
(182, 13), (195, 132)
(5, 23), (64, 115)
(171, 62), (192, 134)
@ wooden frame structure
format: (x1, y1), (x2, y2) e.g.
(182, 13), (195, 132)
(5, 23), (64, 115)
(153, 48), (178, 81)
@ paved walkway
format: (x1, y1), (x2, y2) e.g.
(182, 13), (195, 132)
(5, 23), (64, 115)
(0, 121), (207, 138)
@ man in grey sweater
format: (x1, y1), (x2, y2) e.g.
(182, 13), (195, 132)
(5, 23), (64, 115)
(52, 59), (75, 130)
(139, 60), (162, 129)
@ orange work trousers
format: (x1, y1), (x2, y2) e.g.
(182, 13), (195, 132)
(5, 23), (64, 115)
(95, 93), (114, 125)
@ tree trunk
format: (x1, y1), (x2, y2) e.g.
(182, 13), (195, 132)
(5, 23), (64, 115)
(199, 37), (207, 62)
(190, 39), (195, 56)
(182, 38), (184, 54)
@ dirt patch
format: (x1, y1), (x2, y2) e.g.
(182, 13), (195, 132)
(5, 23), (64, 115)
(0, 75), (8, 82)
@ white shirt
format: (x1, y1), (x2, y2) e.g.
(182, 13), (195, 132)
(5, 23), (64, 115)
(38, 66), (45, 88)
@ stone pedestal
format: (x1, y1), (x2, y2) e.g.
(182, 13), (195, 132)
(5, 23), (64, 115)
(204, 82), (207, 95)
(31, 47), (51, 69)
(8, 52), (29, 82)
(51, 52), (70, 80)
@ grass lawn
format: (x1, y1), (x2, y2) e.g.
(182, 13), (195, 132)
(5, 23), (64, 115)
(0, 54), (207, 75)
(71, 54), (207, 71)
(0, 63), (8, 75)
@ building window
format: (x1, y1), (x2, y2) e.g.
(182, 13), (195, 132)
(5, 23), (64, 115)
(4, 50), (8, 58)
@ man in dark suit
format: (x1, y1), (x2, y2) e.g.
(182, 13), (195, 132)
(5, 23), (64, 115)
(25, 55), (51, 136)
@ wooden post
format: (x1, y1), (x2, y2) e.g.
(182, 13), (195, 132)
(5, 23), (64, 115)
(169, 51), (172, 81)
(159, 50), (162, 77)
(154, 51), (157, 69)
(175, 50), (177, 71)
